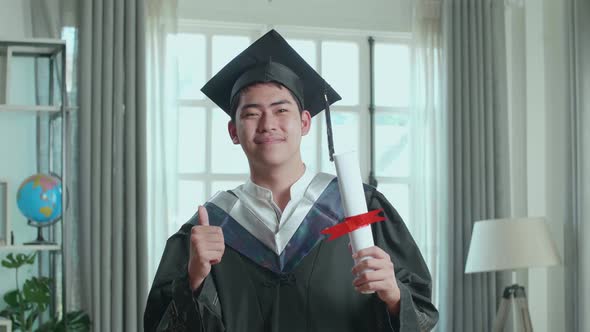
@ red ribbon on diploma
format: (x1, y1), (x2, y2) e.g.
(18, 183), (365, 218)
(321, 209), (385, 241)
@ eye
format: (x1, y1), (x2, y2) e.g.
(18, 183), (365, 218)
(243, 112), (259, 118)
(278, 108), (289, 113)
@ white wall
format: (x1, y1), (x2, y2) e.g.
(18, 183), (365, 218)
(523, 2), (555, 330)
(0, 0), (40, 310)
(0, 0), (32, 37)
(505, 0), (531, 312)
(539, 2), (569, 332)
(178, 0), (412, 32)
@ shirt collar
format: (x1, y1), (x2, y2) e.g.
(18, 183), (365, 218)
(242, 165), (314, 203)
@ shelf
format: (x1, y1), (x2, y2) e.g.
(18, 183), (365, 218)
(0, 38), (65, 56)
(0, 317), (11, 331)
(0, 104), (62, 113)
(0, 317), (11, 332)
(0, 244), (61, 252)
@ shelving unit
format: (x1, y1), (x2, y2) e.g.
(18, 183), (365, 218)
(0, 244), (61, 252)
(0, 38), (68, 327)
(0, 317), (12, 332)
(0, 180), (8, 247)
(0, 105), (61, 112)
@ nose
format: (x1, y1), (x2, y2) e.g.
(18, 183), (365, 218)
(257, 112), (277, 133)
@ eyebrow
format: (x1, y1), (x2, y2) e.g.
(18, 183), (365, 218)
(240, 99), (294, 111)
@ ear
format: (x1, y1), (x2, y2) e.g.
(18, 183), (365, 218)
(228, 121), (240, 144)
(300, 110), (311, 136)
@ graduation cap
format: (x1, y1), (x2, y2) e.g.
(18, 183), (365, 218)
(201, 29), (341, 161)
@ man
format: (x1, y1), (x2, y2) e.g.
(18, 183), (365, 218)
(144, 29), (438, 331)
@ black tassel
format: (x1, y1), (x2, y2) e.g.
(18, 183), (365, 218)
(323, 91), (335, 162)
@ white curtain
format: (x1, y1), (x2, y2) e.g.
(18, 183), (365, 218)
(408, 0), (446, 311)
(145, 0), (179, 284)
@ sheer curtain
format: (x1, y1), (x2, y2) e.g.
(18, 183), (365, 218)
(146, 0), (179, 284)
(408, 0), (446, 312)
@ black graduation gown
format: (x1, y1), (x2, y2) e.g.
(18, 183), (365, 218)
(144, 178), (438, 331)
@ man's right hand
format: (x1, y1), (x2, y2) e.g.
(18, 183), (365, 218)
(188, 205), (225, 291)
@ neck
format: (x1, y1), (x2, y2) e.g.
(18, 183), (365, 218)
(250, 160), (306, 211)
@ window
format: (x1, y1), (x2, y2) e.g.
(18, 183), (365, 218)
(373, 42), (412, 224)
(170, 22), (412, 234)
(168, 24), (262, 234)
(61, 27), (77, 95)
(279, 28), (413, 227)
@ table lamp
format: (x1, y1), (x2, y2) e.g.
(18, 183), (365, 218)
(464, 217), (561, 332)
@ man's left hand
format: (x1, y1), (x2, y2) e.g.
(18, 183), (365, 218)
(351, 246), (401, 315)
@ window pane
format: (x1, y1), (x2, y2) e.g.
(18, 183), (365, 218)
(211, 180), (246, 196)
(320, 112), (360, 174)
(375, 113), (409, 177)
(178, 107), (206, 173)
(211, 109), (249, 174)
(321, 41), (359, 106)
(176, 33), (206, 100)
(301, 120), (319, 174)
(286, 39), (316, 70)
(374, 43), (410, 107)
(212, 35), (251, 75)
(61, 27), (77, 93)
(378, 183), (410, 224)
(176, 180), (205, 230)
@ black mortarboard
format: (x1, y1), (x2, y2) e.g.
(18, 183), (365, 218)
(201, 29), (341, 160)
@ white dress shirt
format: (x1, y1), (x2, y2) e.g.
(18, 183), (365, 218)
(232, 166), (315, 234)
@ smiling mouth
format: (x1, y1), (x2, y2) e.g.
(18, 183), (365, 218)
(254, 137), (285, 144)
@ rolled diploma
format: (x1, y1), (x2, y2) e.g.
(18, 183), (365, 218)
(334, 151), (375, 293)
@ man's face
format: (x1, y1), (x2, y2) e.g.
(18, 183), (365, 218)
(228, 83), (311, 169)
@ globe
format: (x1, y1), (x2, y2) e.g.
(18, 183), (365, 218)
(16, 173), (63, 225)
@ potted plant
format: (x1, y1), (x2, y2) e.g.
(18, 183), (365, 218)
(0, 253), (90, 331)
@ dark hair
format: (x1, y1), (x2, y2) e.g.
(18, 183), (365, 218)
(229, 82), (303, 123)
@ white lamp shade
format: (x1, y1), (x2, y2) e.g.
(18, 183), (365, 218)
(464, 217), (561, 273)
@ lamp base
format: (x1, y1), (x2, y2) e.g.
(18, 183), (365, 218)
(492, 284), (533, 332)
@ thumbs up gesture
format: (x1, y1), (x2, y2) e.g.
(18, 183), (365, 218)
(188, 205), (225, 290)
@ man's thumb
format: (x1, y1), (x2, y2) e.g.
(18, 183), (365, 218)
(198, 205), (209, 226)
